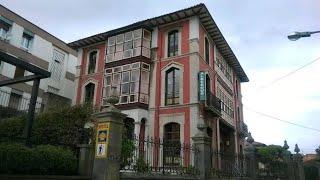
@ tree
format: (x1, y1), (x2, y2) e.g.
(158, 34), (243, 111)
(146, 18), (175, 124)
(316, 145), (320, 156)
(257, 145), (285, 163)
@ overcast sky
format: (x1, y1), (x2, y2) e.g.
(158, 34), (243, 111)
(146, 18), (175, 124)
(1, 0), (319, 153)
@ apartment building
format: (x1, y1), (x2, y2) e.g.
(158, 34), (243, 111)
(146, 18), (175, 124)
(70, 4), (249, 163)
(0, 5), (77, 113)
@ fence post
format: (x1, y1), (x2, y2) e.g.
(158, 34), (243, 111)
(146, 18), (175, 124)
(78, 144), (94, 176)
(192, 116), (212, 180)
(244, 132), (257, 179)
(293, 144), (305, 180)
(92, 94), (127, 180)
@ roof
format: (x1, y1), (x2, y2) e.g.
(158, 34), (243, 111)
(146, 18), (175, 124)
(0, 5), (77, 56)
(69, 3), (249, 82)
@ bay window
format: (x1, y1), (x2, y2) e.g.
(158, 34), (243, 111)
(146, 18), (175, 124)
(103, 62), (150, 105)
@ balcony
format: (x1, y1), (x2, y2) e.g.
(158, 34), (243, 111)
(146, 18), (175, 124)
(204, 93), (222, 117)
(0, 88), (43, 119)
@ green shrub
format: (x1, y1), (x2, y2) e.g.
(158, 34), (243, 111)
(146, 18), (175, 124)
(0, 143), (77, 175)
(120, 138), (135, 168)
(0, 104), (93, 151)
(134, 157), (149, 173)
(0, 116), (26, 142)
(0, 106), (26, 119)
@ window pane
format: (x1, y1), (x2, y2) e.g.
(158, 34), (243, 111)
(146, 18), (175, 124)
(108, 36), (116, 46)
(107, 45), (115, 54)
(120, 96), (128, 103)
(116, 34), (124, 44)
(105, 68), (112, 74)
(130, 94), (138, 102)
(130, 82), (139, 93)
(105, 76), (111, 86)
(133, 38), (142, 48)
(113, 73), (121, 85)
(141, 70), (149, 82)
(133, 29), (142, 39)
(131, 62), (140, 69)
(122, 71), (130, 83)
(125, 31), (133, 42)
(124, 41), (133, 50)
(139, 94), (149, 104)
(123, 64), (131, 71)
(116, 43), (123, 52)
(114, 66), (122, 73)
(140, 83), (148, 94)
(131, 69), (140, 81)
(121, 83), (130, 94)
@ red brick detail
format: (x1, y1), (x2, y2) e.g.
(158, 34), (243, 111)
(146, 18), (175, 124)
(76, 43), (106, 108)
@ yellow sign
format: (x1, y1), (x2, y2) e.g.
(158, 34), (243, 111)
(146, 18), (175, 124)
(95, 122), (110, 158)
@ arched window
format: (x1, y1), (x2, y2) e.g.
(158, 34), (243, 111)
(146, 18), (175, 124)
(88, 51), (97, 74)
(168, 30), (179, 57)
(84, 83), (95, 104)
(165, 67), (180, 105)
(163, 122), (180, 166)
(205, 37), (210, 64)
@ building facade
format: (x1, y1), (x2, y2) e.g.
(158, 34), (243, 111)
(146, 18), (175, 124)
(70, 4), (249, 164)
(0, 5), (77, 113)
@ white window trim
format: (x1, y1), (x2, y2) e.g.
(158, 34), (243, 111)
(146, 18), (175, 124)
(86, 49), (99, 75)
(161, 62), (184, 106)
(81, 79), (99, 105)
(164, 27), (182, 58)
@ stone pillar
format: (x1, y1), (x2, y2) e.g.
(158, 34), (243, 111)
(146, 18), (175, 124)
(244, 132), (256, 178)
(92, 101), (127, 180)
(78, 144), (94, 176)
(192, 116), (212, 180)
(134, 121), (141, 137)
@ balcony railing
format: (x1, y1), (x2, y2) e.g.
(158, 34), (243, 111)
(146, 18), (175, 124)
(205, 93), (222, 116)
(0, 88), (44, 119)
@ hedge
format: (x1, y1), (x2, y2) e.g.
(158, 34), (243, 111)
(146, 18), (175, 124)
(0, 143), (77, 175)
(0, 104), (94, 151)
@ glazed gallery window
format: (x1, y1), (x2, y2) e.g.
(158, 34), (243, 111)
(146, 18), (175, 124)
(0, 16), (12, 40)
(88, 51), (97, 74)
(103, 62), (150, 105)
(167, 30), (179, 57)
(165, 67), (180, 105)
(106, 29), (151, 62)
(84, 83), (95, 104)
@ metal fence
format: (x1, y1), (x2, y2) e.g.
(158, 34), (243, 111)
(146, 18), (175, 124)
(208, 151), (291, 179)
(120, 135), (200, 176)
(0, 88), (43, 118)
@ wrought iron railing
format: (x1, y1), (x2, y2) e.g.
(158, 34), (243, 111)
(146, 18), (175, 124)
(120, 135), (200, 176)
(209, 151), (249, 177)
(205, 93), (222, 115)
(0, 88), (44, 118)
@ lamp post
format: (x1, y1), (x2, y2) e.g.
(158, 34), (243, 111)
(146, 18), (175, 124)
(288, 31), (320, 41)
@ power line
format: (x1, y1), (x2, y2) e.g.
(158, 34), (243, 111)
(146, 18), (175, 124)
(244, 106), (320, 133)
(256, 56), (320, 91)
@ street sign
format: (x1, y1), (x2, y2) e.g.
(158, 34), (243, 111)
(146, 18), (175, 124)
(198, 71), (206, 101)
(95, 122), (110, 158)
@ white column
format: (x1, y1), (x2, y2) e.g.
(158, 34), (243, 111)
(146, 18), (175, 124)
(134, 121), (141, 137)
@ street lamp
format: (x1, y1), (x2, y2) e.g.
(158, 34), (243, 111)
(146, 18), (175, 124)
(288, 31), (320, 41)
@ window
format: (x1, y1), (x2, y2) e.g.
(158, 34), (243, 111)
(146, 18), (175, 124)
(103, 62), (150, 105)
(8, 90), (22, 110)
(84, 83), (95, 104)
(21, 31), (34, 50)
(168, 30), (179, 57)
(0, 16), (12, 40)
(163, 122), (181, 166)
(106, 28), (151, 62)
(165, 67), (180, 105)
(205, 37), (210, 64)
(88, 51), (97, 74)
(50, 49), (65, 81)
